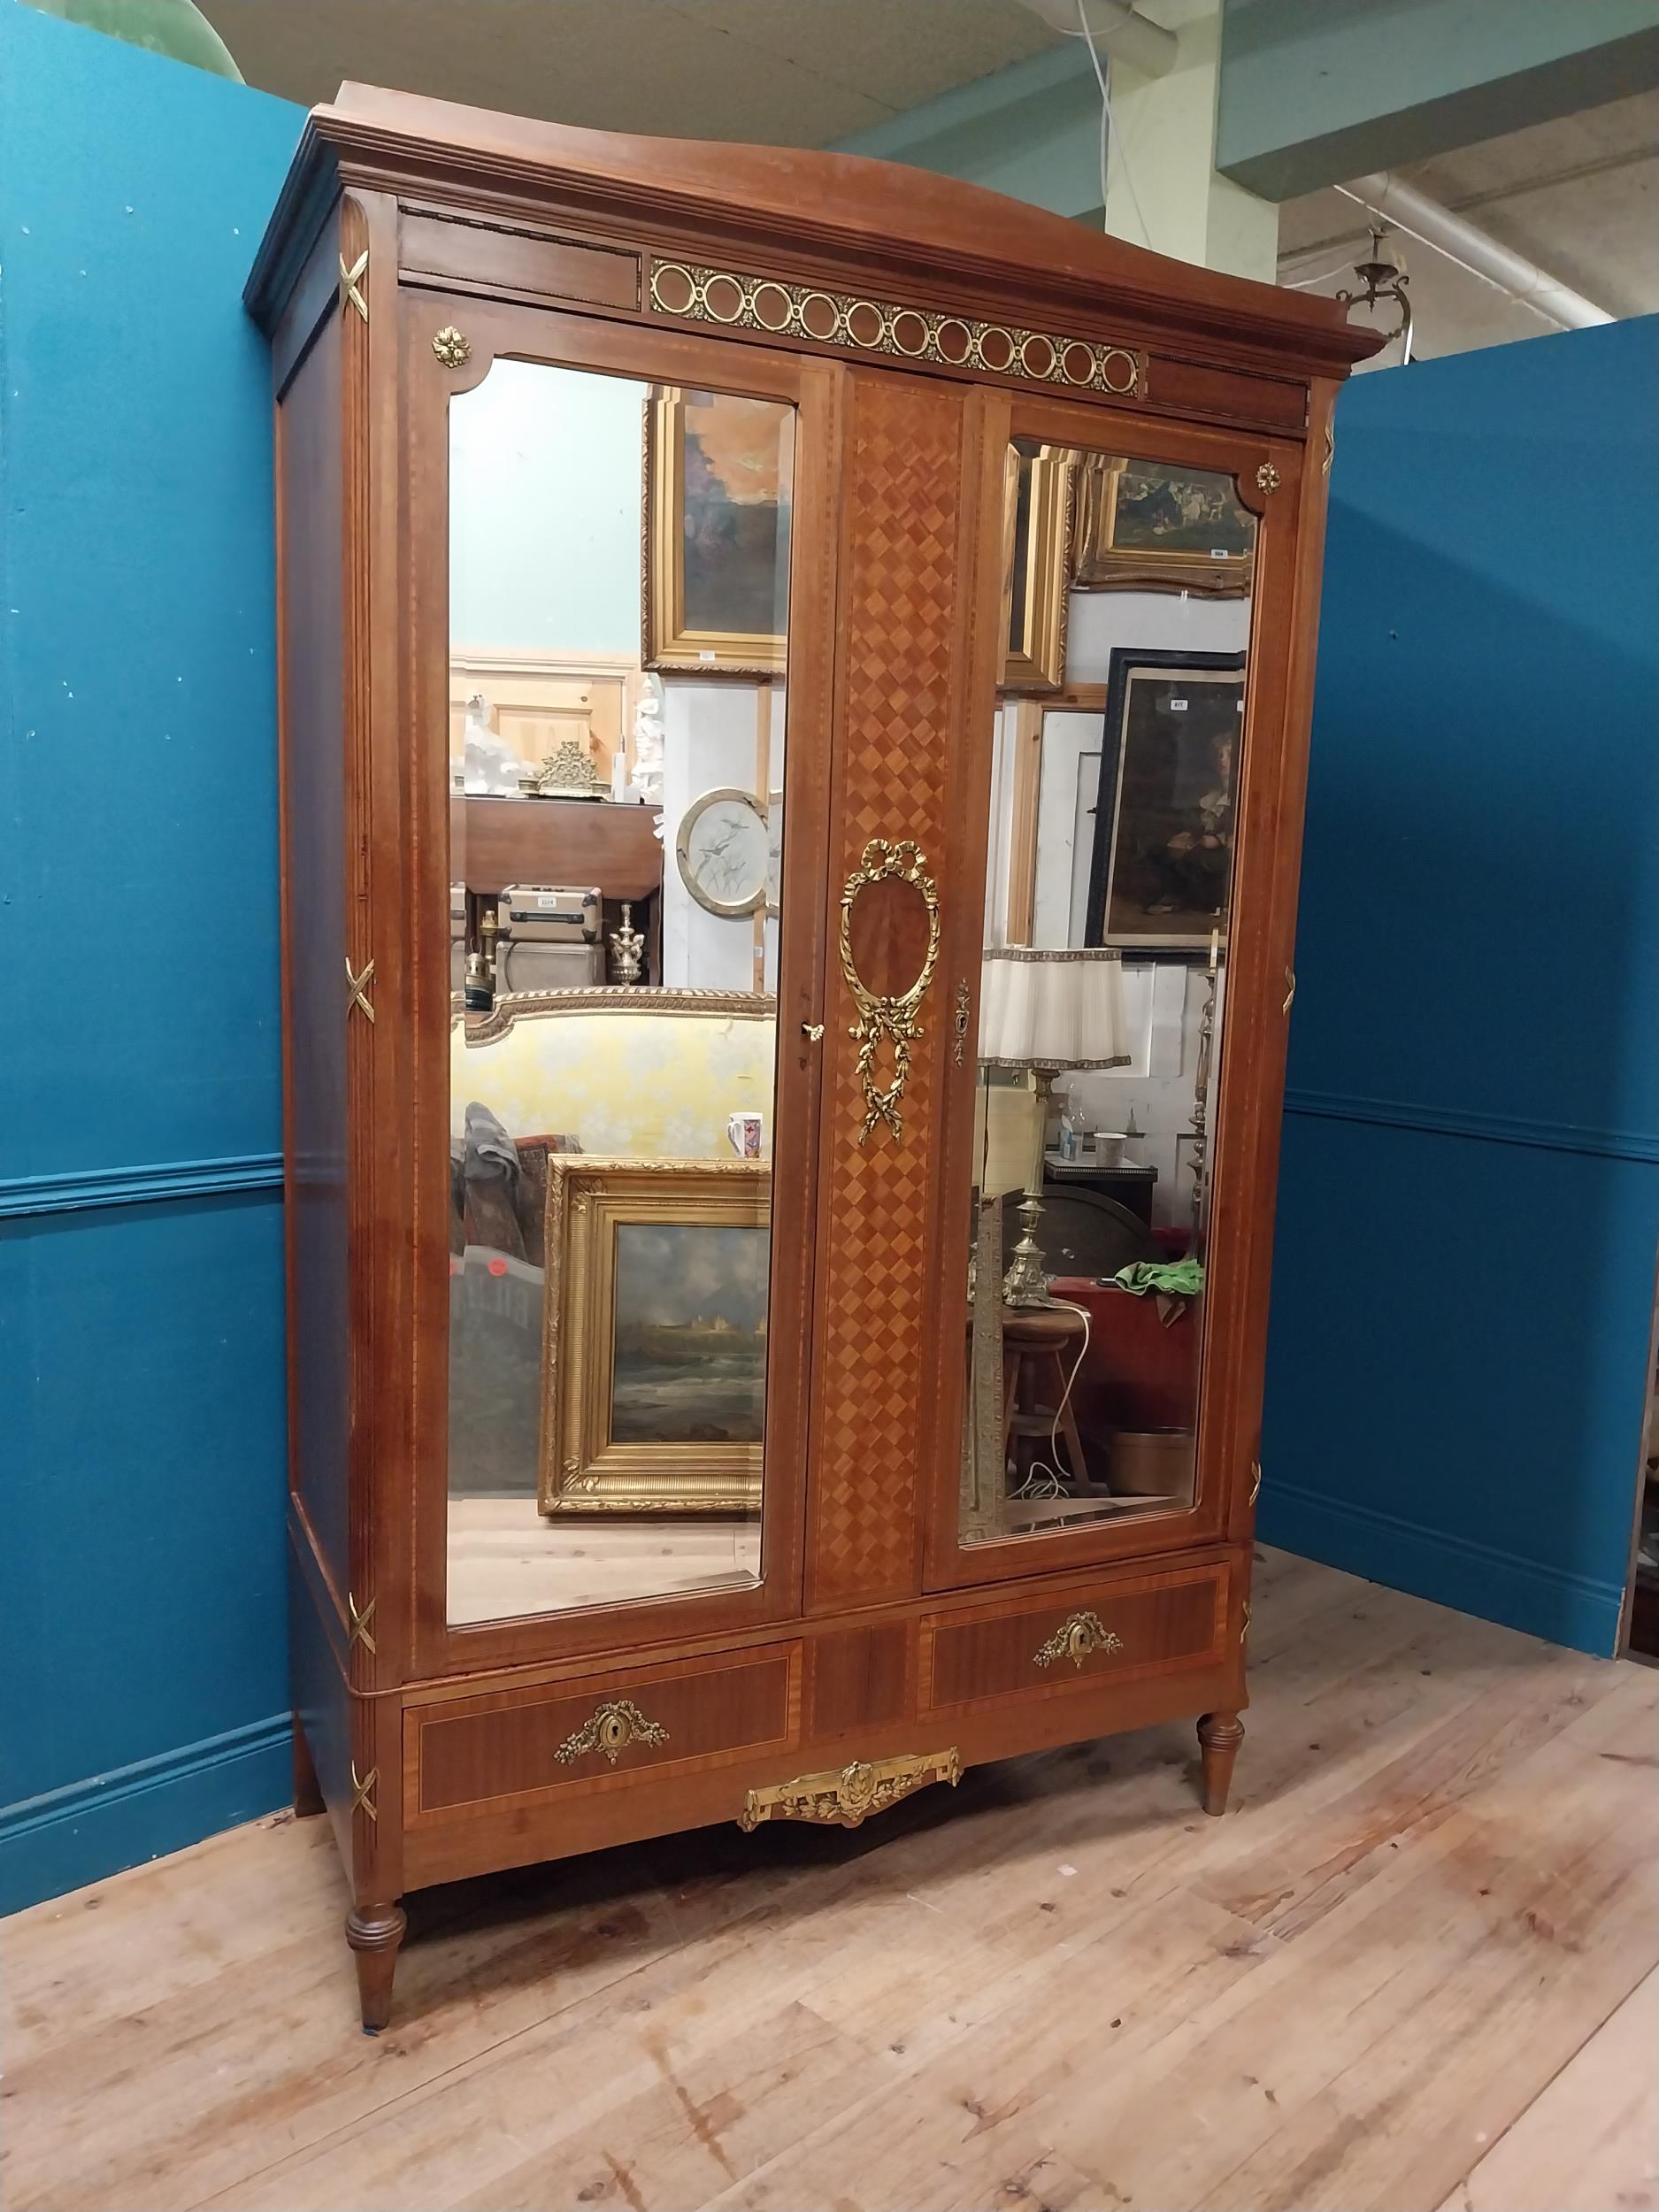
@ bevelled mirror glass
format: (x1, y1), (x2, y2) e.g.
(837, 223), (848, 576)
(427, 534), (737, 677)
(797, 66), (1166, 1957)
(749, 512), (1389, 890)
(963, 442), (1254, 1546)
(445, 357), (794, 1624)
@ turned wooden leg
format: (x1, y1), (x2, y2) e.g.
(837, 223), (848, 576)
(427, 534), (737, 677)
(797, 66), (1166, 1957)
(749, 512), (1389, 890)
(345, 1901), (407, 2034)
(1197, 1710), (1244, 1816)
(291, 1717), (325, 1818)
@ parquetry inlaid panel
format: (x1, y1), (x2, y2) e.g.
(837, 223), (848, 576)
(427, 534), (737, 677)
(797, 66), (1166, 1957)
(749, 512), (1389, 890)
(810, 374), (963, 1610)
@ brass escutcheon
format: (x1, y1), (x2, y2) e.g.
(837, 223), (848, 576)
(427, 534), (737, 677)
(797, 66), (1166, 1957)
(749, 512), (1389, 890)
(1033, 1609), (1125, 1671)
(555, 1697), (669, 1767)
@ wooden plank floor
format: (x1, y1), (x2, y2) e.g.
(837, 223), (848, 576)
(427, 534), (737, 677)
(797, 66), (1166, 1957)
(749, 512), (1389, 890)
(4, 1549), (1655, 2212)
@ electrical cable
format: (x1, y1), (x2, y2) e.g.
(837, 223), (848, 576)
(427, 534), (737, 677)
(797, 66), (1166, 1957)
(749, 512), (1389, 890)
(1071, 0), (1153, 249)
(1281, 250), (1372, 292)
(1007, 1294), (1096, 1502)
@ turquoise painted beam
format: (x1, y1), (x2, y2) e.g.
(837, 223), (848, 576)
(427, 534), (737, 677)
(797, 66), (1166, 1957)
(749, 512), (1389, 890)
(832, 45), (1105, 221)
(1219, 0), (1659, 200)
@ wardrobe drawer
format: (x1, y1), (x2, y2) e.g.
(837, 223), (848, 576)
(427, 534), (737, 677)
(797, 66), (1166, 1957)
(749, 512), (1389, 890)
(407, 1644), (801, 1824)
(920, 1564), (1229, 1717)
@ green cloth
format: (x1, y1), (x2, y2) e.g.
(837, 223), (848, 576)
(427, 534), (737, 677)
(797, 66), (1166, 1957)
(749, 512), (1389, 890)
(1113, 1256), (1204, 1300)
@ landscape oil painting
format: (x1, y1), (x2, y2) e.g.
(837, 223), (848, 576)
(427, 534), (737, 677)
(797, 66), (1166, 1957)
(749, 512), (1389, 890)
(610, 1221), (769, 1446)
(540, 1156), (772, 1515)
(646, 387), (793, 673)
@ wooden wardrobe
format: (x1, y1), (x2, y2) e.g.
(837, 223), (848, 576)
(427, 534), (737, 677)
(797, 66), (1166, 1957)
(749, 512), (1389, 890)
(247, 82), (1374, 2031)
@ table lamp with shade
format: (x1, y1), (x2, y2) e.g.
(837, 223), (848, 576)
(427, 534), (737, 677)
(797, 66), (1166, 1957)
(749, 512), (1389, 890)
(979, 946), (1130, 1306)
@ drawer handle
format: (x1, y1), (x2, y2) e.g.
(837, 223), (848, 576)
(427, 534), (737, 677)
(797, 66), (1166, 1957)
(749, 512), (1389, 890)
(555, 1697), (669, 1767)
(1033, 1610), (1125, 1671)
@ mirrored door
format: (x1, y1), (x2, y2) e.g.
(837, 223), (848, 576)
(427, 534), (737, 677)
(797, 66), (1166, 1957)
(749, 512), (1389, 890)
(950, 428), (1267, 1563)
(411, 303), (830, 1651)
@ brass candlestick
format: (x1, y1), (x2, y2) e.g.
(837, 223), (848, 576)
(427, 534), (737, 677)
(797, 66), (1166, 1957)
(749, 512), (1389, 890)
(609, 901), (645, 985)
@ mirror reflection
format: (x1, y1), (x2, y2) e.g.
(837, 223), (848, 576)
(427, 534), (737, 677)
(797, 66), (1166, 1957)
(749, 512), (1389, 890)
(446, 357), (794, 1624)
(964, 442), (1253, 1545)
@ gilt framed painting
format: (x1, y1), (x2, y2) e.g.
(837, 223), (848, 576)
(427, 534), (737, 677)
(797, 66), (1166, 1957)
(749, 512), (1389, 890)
(1084, 648), (1248, 955)
(1002, 441), (1076, 694)
(538, 1157), (771, 1515)
(644, 388), (793, 675)
(1074, 455), (1255, 598)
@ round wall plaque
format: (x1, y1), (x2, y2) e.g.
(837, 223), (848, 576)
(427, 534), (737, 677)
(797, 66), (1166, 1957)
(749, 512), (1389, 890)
(676, 787), (771, 918)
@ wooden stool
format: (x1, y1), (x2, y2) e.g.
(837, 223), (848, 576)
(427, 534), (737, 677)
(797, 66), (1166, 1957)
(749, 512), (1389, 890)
(1000, 1303), (1091, 1493)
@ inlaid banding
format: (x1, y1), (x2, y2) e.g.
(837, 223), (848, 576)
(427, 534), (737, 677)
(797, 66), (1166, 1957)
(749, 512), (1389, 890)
(649, 260), (1146, 399)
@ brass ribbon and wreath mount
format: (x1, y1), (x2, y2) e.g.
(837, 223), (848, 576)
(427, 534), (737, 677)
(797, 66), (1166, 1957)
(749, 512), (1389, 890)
(555, 1698), (669, 1767)
(1033, 1610), (1125, 1671)
(839, 838), (941, 1146)
(739, 1748), (961, 1832)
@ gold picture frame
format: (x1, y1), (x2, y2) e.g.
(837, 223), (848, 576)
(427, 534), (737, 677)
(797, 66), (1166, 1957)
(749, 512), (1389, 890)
(538, 1156), (771, 1516)
(1073, 454), (1256, 598)
(643, 388), (791, 677)
(1002, 442), (1076, 694)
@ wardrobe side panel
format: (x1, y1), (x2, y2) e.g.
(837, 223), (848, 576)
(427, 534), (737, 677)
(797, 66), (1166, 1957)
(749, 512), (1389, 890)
(276, 304), (350, 1607)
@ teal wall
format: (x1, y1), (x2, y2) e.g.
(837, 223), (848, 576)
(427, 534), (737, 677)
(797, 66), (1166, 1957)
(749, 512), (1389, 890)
(1260, 318), (1659, 1654)
(0, 0), (303, 1910)
(832, 46), (1102, 219)
(1219, 0), (1659, 198)
(450, 357), (644, 655)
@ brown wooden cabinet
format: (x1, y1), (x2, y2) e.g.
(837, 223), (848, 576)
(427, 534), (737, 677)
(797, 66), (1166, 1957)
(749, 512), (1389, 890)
(250, 82), (1373, 2031)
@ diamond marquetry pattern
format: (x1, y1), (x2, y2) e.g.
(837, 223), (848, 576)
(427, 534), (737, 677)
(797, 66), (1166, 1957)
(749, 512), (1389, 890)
(810, 375), (964, 1609)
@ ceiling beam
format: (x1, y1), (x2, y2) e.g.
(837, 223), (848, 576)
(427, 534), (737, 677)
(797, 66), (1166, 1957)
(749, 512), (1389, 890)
(1218, 0), (1659, 202)
(833, 46), (1105, 220)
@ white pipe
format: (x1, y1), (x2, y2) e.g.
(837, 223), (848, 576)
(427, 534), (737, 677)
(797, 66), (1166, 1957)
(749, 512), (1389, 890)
(1012, 0), (1178, 80)
(1340, 172), (1613, 330)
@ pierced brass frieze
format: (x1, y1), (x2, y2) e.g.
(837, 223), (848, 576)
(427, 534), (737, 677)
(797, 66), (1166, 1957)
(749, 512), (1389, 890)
(839, 837), (941, 1146)
(555, 1698), (670, 1767)
(649, 261), (1144, 400)
(1033, 1610), (1124, 1671)
(739, 1748), (961, 1832)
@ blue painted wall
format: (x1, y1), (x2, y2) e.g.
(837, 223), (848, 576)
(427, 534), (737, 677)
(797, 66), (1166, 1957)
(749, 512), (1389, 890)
(1261, 317), (1659, 1655)
(0, 1), (303, 1910)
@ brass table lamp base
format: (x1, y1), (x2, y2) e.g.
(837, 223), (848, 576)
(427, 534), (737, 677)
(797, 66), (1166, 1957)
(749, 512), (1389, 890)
(1002, 1065), (1058, 1308)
